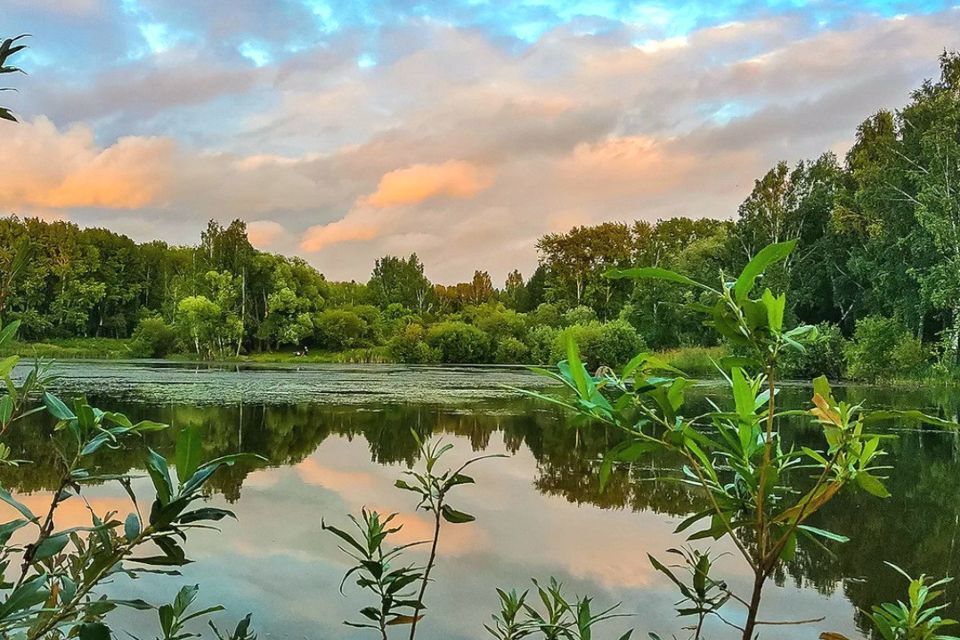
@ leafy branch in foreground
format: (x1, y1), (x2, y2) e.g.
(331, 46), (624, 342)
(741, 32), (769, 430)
(648, 547), (732, 640)
(485, 578), (632, 640)
(323, 509), (427, 639)
(524, 240), (954, 639)
(0, 408), (264, 640)
(327, 433), (502, 640)
(129, 584), (254, 640)
(0, 34), (28, 122)
(0, 308), (264, 640)
(395, 431), (505, 639)
(822, 562), (960, 640)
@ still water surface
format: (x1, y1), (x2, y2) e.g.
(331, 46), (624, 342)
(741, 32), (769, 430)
(6, 361), (960, 639)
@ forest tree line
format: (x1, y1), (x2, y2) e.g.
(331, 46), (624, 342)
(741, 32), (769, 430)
(2, 52), (960, 378)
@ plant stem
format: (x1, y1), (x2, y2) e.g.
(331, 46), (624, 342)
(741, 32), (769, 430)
(408, 502), (442, 640)
(743, 361), (778, 639)
(756, 365), (776, 559)
(16, 463), (75, 589)
(693, 612), (705, 640)
(741, 569), (766, 640)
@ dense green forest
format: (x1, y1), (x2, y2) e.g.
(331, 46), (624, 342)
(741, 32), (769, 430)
(3, 52), (960, 379)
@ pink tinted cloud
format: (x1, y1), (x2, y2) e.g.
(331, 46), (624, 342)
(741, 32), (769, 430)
(364, 161), (493, 208)
(0, 118), (172, 210)
(300, 217), (379, 252)
(247, 219), (288, 248)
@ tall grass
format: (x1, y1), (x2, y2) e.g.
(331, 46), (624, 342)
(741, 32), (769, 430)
(656, 345), (727, 378)
(0, 338), (139, 359)
(234, 346), (393, 364)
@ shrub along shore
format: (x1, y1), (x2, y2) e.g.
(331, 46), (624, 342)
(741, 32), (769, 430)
(0, 333), (940, 384)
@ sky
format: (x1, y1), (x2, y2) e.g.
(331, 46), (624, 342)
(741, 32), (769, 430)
(1, 1), (958, 283)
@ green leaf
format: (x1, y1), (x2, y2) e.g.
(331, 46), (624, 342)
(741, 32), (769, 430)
(81, 432), (117, 457)
(855, 472), (891, 498)
(648, 553), (685, 590)
(0, 518), (28, 545)
(78, 622), (111, 640)
(0, 575), (50, 618)
(145, 448), (173, 505)
(0, 395), (12, 425)
(0, 355), (18, 378)
(779, 531), (797, 561)
(447, 473), (475, 487)
(109, 599), (153, 611)
(175, 425), (202, 484)
(731, 368), (753, 418)
(797, 524), (849, 544)
(733, 240), (796, 300)
(598, 457), (614, 493)
(801, 446), (829, 466)
(605, 267), (712, 292)
(0, 320), (21, 348)
(33, 532), (69, 561)
(812, 375), (834, 404)
(440, 505), (475, 524)
(43, 392), (75, 421)
(178, 507), (236, 524)
(0, 486), (36, 521)
(124, 513), (140, 541)
(132, 420), (168, 432)
(761, 288), (785, 332)
(565, 337), (592, 399)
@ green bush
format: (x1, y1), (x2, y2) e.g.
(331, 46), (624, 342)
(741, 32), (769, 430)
(891, 333), (929, 378)
(552, 323), (601, 366)
(596, 319), (644, 368)
(530, 303), (563, 328)
(553, 320), (644, 369)
(525, 325), (559, 364)
(350, 304), (385, 341)
(780, 322), (847, 380)
(563, 305), (597, 326)
(131, 316), (178, 358)
(845, 315), (928, 381)
(494, 337), (529, 364)
(388, 324), (440, 364)
(314, 309), (369, 350)
(426, 321), (492, 363)
(465, 303), (527, 340)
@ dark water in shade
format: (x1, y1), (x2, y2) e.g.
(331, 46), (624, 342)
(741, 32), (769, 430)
(5, 360), (960, 640)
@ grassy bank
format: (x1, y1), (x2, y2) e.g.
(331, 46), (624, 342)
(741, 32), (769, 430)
(204, 346), (394, 365)
(5, 338), (727, 372)
(655, 345), (727, 377)
(12, 339), (948, 384)
(0, 337), (140, 359)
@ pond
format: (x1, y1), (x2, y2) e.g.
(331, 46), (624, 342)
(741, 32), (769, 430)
(5, 360), (960, 640)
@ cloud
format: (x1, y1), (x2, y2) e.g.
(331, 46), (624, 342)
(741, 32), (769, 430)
(247, 219), (288, 248)
(298, 160), (493, 252)
(365, 160), (493, 208)
(6, 0), (101, 15)
(3, 5), (959, 282)
(300, 216), (380, 252)
(294, 459), (376, 490)
(0, 117), (172, 210)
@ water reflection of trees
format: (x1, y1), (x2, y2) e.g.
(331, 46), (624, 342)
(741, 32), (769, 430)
(4, 384), (960, 631)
